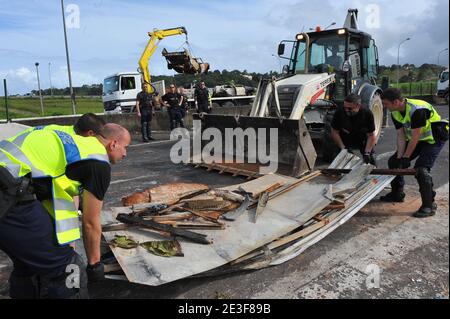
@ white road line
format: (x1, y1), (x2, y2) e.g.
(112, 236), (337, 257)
(110, 175), (158, 185)
(129, 140), (175, 148)
(376, 151), (395, 161)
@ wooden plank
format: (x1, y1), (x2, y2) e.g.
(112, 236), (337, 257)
(116, 214), (211, 245)
(148, 212), (193, 222)
(248, 170), (321, 209)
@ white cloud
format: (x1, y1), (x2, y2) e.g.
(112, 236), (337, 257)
(0, 0), (448, 95)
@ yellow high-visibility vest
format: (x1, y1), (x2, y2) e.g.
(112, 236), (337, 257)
(391, 98), (441, 144)
(8, 124), (76, 147)
(0, 129), (109, 245)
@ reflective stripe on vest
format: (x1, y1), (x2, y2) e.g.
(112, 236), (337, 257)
(0, 140), (47, 177)
(391, 99), (441, 143)
(10, 125), (74, 147)
(0, 150), (21, 177)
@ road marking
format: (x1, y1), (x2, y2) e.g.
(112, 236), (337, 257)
(110, 175), (159, 185)
(376, 151), (395, 161)
(129, 140), (175, 148)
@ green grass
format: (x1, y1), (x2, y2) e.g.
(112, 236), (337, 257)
(0, 97), (103, 120)
(390, 81), (438, 97)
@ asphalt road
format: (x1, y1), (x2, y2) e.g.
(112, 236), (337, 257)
(0, 104), (448, 299)
(90, 104), (449, 299)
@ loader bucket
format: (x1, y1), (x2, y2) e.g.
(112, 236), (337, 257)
(191, 114), (317, 177)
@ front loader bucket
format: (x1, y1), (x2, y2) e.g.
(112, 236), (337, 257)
(191, 114), (317, 177)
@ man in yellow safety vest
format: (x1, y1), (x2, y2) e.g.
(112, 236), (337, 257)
(0, 123), (130, 298)
(380, 88), (448, 218)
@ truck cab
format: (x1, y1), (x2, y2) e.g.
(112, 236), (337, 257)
(103, 72), (141, 113)
(437, 68), (449, 103)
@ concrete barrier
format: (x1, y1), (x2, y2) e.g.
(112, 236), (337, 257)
(9, 105), (252, 134)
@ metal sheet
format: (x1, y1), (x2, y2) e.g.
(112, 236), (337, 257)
(101, 173), (333, 286)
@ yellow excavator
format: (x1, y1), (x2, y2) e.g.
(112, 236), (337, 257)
(138, 26), (209, 94)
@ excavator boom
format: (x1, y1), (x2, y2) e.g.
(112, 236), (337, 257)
(138, 27), (187, 93)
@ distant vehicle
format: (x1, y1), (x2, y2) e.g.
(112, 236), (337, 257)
(102, 72), (165, 113)
(103, 72), (140, 113)
(437, 68), (449, 103)
(212, 84), (254, 97)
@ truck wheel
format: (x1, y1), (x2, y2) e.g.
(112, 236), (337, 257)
(322, 111), (340, 163)
(369, 93), (384, 139)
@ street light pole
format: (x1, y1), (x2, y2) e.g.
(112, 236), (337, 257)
(48, 62), (53, 97)
(438, 48), (448, 66)
(324, 22), (336, 30)
(61, 0), (76, 114)
(35, 62), (44, 116)
(397, 37), (411, 86)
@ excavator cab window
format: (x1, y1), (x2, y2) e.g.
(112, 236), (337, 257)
(291, 34), (346, 74)
(364, 39), (379, 81)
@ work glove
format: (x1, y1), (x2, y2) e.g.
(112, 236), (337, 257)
(363, 153), (375, 165)
(86, 262), (105, 283)
(399, 157), (411, 169)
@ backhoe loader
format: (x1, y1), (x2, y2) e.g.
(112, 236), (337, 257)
(194, 9), (384, 177)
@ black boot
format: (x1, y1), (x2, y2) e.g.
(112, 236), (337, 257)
(431, 191), (437, 214)
(380, 190), (405, 202)
(413, 167), (435, 218)
(141, 123), (149, 142)
(413, 206), (435, 218)
(146, 122), (154, 140)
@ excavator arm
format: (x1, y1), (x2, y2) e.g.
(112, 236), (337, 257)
(138, 26), (187, 93)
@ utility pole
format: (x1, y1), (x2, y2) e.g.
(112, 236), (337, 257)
(35, 62), (44, 116)
(48, 62), (53, 97)
(3, 79), (9, 122)
(397, 37), (411, 86)
(61, 0), (76, 114)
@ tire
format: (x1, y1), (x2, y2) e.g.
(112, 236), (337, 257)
(322, 111), (340, 163)
(369, 93), (384, 139)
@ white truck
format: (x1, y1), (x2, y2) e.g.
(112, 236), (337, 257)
(102, 72), (166, 113)
(437, 68), (449, 103)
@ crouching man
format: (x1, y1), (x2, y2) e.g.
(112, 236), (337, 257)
(380, 88), (448, 218)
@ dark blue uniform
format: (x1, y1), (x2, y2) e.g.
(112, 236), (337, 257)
(137, 91), (154, 141)
(162, 92), (185, 130)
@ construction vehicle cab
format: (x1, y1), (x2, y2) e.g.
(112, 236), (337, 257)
(277, 26), (379, 106)
(194, 9), (384, 178)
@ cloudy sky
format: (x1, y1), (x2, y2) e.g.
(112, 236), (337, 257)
(0, 0), (448, 94)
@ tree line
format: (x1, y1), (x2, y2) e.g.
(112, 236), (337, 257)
(28, 64), (446, 96)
